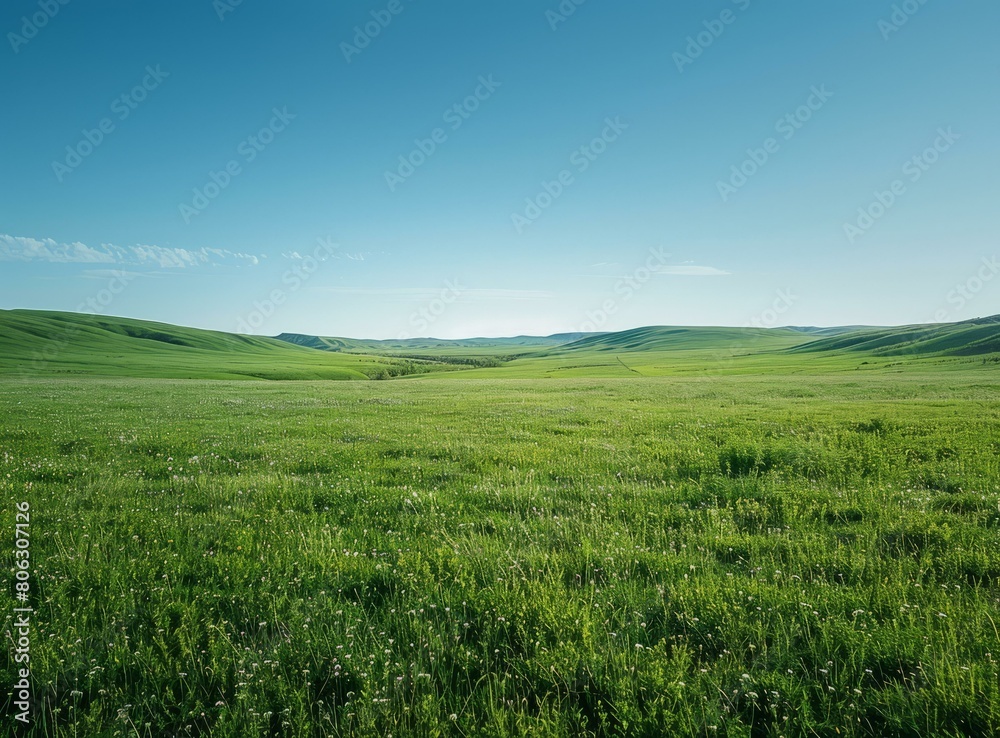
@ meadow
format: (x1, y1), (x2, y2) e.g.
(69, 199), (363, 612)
(3, 368), (1000, 737)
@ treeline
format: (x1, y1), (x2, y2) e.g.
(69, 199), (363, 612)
(366, 360), (443, 380)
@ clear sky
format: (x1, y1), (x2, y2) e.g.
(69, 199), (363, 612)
(2, 0), (998, 338)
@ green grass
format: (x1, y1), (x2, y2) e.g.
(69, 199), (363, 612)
(3, 369), (1000, 737)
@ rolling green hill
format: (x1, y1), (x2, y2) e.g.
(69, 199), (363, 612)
(0, 310), (449, 380)
(791, 315), (1000, 356)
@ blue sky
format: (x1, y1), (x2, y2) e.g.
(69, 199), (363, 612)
(1, 0), (998, 338)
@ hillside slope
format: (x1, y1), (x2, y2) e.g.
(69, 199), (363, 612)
(791, 316), (1000, 357)
(0, 310), (442, 380)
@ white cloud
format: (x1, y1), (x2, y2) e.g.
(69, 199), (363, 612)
(0, 235), (117, 264)
(0, 233), (263, 268)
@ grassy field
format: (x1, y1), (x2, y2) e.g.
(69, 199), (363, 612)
(3, 368), (1000, 737)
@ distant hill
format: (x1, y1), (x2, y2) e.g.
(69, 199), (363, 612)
(274, 332), (596, 358)
(549, 325), (807, 353)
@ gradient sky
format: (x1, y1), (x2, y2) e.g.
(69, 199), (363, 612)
(1, 0), (998, 338)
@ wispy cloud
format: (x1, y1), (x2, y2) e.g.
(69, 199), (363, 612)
(0, 234), (263, 268)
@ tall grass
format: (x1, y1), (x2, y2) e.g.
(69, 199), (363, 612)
(2, 372), (999, 736)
